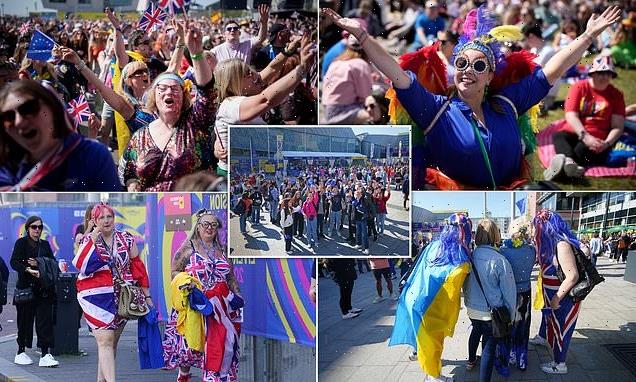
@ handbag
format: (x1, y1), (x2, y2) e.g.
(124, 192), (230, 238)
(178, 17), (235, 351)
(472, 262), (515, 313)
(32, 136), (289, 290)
(103, 235), (149, 320)
(555, 244), (605, 302)
(470, 257), (512, 338)
(13, 287), (34, 305)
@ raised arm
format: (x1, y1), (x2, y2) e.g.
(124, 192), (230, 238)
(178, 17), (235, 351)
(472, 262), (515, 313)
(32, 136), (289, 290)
(543, 6), (621, 85)
(58, 46), (135, 120)
(259, 34), (304, 84)
(254, 4), (270, 49)
(321, 8), (410, 89)
(167, 19), (186, 73)
(186, 22), (212, 87)
(106, 8), (129, 69)
(239, 43), (315, 121)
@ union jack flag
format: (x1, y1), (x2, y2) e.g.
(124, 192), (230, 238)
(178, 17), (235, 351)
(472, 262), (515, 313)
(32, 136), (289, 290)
(67, 94), (91, 127)
(18, 22), (31, 36)
(72, 238), (116, 329)
(138, 3), (169, 33)
(158, 0), (191, 15)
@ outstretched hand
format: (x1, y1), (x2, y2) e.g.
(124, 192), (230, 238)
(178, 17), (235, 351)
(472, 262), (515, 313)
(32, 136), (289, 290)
(585, 6), (622, 37)
(185, 21), (203, 54)
(57, 46), (81, 65)
(258, 4), (270, 22)
(105, 8), (122, 30)
(321, 8), (364, 38)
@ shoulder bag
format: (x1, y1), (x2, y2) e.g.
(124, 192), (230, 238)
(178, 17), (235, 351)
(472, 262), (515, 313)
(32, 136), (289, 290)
(470, 256), (512, 338)
(13, 241), (40, 305)
(555, 244), (605, 302)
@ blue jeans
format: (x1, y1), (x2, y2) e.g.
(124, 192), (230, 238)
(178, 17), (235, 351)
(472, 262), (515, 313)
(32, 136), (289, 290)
(306, 217), (318, 245)
(270, 202), (278, 223)
(355, 220), (369, 249)
(377, 213), (386, 234)
(329, 210), (341, 236)
(239, 213), (248, 233)
(469, 318), (497, 382)
(251, 205), (261, 224)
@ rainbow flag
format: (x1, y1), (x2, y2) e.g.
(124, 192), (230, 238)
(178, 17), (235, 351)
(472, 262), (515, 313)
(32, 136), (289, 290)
(389, 241), (470, 376)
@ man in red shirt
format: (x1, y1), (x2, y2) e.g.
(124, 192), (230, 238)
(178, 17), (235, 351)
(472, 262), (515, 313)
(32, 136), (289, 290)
(545, 55), (625, 180)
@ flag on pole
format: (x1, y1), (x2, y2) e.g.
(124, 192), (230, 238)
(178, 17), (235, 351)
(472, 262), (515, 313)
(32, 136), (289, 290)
(210, 10), (222, 24)
(249, 136), (254, 171)
(138, 2), (169, 33)
(19, 22), (31, 36)
(67, 95), (91, 128)
(27, 30), (56, 61)
(158, 0), (191, 15)
(398, 140), (402, 158)
(516, 198), (527, 215)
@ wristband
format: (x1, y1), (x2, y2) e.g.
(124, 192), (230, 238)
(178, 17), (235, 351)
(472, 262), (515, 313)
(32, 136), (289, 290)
(191, 52), (204, 61)
(75, 60), (87, 72)
(176, 43), (186, 49)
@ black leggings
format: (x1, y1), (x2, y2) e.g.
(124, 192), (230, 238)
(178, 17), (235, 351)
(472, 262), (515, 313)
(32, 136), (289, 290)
(16, 297), (55, 353)
(293, 212), (304, 236)
(284, 226), (293, 251)
(552, 131), (610, 166)
(338, 279), (354, 315)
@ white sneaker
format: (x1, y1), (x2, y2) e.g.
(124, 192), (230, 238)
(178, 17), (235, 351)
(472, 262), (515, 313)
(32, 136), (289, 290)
(39, 354), (59, 367)
(349, 307), (363, 314)
(342, 312), (360, 320)
(355, 245), (362, 249)
(363, 249), (370, 255)
(541, 361), (567, 374)
(543, 154), (565, 181)
(529, 334), (547, 346)
(564, 158), (585, 178)
(373, 296), (385, 303)
(14, 352), (33, 365)
(408, 351), (418, 361)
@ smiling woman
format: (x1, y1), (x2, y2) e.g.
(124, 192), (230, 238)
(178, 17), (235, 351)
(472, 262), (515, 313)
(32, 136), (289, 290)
(0, 80), (121, 191)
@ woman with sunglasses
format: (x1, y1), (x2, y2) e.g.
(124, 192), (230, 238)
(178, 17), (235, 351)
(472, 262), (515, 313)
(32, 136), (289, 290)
(72, 203), (152, 382)
(117, 22), (223, 191)
(0, 80), (121, 191)
(164, 209), (242, 382)
(10, 216), (59, 368)
(321, 6), (622, 189)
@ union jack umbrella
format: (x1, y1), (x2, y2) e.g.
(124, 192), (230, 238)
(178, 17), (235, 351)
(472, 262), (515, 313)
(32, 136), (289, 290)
(138, 2), (169, 33)
(158, 0), (191, 15)
(67, 94), (91, 127)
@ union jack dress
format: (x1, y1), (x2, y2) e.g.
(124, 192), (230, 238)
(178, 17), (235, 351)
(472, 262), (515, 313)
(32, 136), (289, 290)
(163, 241), (240, 382)
(541, 262), (581, 363)
(73, 231), (135, 330)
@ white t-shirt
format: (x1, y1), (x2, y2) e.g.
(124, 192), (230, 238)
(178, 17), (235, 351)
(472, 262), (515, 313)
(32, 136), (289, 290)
(215, 96), (266, 171)
(211, 39), (256, 64)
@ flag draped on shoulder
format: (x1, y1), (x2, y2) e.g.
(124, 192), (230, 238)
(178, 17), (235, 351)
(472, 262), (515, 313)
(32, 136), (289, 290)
(139, 2), (169, 33)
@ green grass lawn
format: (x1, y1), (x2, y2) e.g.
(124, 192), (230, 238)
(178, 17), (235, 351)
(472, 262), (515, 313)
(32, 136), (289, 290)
(528, 65), (636, 190)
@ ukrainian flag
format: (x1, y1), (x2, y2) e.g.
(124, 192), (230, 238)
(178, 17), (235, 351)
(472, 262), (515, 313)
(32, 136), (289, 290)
(389, 240), (470, 377)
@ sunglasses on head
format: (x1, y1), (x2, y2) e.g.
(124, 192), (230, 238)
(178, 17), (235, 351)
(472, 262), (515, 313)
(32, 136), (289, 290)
(226, 26), (240, 32)
(454, 56), (490, 74)
(1, 99), (40, 128)
(30, 224), (43, 230)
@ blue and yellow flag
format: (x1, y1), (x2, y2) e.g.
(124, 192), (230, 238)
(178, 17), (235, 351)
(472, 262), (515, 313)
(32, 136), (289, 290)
(389, 240), (470, 377)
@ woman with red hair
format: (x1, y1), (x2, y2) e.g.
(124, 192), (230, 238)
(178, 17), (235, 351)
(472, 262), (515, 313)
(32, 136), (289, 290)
(72, 203), (152, 382)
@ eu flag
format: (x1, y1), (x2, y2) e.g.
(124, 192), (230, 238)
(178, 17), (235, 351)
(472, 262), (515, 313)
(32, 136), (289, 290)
(27, 30), (56, 61)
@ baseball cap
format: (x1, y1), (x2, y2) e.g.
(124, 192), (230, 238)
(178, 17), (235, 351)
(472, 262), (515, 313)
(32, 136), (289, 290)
(426, 1), (439, 8)
(189, 287), (213, 316)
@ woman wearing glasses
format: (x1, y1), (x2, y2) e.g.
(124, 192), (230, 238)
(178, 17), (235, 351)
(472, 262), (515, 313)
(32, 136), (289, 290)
(321, 6), (622, 189)
(164, 209), (242, 382)
(10, 216), (59, 368)
(0, 80), (121, 191)
(72, 203), (152, 382)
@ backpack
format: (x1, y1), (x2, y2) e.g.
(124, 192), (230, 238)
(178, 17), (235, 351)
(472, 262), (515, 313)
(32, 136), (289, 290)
(556, 244), (605, 302)
(232, 200), (246, 215)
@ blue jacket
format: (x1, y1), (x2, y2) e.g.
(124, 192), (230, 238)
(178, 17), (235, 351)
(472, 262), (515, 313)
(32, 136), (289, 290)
(138, 307), (164, 369)
(463, 245), (517, 317)
(500, 242), (536, 293)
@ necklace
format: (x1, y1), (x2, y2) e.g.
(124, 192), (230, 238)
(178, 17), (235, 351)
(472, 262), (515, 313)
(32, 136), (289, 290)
(199, 239), (216, 260)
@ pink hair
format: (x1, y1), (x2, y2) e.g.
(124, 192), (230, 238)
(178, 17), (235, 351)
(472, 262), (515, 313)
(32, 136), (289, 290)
(91, 203), (115, 220)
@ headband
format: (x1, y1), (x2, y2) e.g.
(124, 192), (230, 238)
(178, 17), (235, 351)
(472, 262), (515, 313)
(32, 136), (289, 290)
(154, 72), (185, 87)
(457, 39), (496, 72)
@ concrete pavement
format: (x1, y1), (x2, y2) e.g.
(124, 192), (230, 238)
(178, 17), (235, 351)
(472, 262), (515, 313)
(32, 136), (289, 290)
(229, 187), (411, 257)
(318, 255), (636, 382)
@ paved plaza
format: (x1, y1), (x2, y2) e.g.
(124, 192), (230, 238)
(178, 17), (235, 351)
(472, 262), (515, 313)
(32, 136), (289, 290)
(318, 255), (636, 382)
(229, 187), (411, 257)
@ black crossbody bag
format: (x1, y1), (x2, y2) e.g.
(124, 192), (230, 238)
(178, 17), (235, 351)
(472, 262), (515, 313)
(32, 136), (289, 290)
(13, 242), (40, 305)
(470, 257), (512, 338)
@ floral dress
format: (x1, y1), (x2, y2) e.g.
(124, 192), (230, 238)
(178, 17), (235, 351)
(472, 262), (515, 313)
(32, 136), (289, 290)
(163, 241), (240, 382)
(119, 85), (218, 191)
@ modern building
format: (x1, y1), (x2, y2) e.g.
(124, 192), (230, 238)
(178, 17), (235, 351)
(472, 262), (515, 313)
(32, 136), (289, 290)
(41, 0), (140, 14)
(357, 132), (410, 160)
(536, 192), (583, 232)
(577, 192), (636, 235)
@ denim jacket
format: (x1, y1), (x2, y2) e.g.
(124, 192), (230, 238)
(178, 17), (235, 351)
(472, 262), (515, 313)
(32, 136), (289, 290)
(463, 245), (517, 318)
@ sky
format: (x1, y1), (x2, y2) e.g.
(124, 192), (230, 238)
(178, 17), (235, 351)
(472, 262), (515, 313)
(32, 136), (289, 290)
(350, 126), (410, 136)
(413, 191), (529, 219)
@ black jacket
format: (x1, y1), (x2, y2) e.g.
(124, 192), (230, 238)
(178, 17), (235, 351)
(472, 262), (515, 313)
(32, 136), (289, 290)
(327, 259), (357, 284)
(36, 257), (59, 292)
(10, 237), (55, 293)
(0, 257), (8, 309)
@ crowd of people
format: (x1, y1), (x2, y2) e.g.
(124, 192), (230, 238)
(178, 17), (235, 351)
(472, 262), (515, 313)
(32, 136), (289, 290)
(230, 161), (409, 254)
(391, 210), (603, 382)
(0, 7), (317, 191)
(320, 0), (635, 189)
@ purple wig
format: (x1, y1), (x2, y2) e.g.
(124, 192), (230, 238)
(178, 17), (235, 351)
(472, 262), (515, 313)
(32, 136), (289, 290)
(533, 209), (581, 265)
(429, 213), (472, 267)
